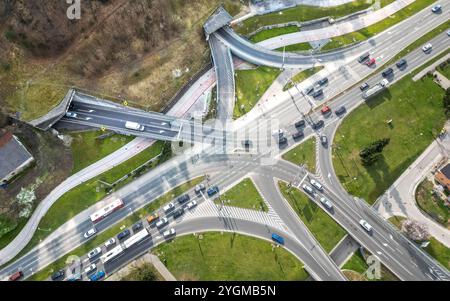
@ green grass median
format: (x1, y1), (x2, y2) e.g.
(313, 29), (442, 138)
(215, 178), (268, 212)
(236, 0), (381, 36)
(234, 66), (282, 119)
(278, 182), (346, 252)
(332, 74), (446, 204)
(70, 130), (134, 174)
(249, 26), (299, 43)
(154, 232), (309, 280)
(282, 136), (317, 173)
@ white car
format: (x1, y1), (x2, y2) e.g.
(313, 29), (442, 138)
(359, 219), (373, 232)
(84, 263), (97, 274)
(163, 202), (175, 213)
(83, 228), (96, 239)
(155, 217), (169, 229)
(66, 112), (77, 118)
(186, 200), (197, 210)
(319, 197), (333, 209)
(104, 238), (116, 248)
(302, 184), (314, 195)
(87, 247), (102, 259)
(163, 228), (176, 239)
(310, 179), (323, 191)
(422, 43), (432, 52)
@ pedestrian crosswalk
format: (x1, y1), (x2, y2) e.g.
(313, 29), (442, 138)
(181, 199), (289, 233)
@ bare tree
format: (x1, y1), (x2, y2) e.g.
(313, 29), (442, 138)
(401, 219), (429, 241)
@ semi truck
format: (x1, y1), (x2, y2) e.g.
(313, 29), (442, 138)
(362, 79), (389, 99)
(125, 121), (145, 131)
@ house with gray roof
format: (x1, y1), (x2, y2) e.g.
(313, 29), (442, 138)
(0, 132), (34, 185)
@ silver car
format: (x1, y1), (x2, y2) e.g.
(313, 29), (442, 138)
(310, 179), (323, 191)
(155, 217), (169, 229)
(163, 228), (176, 239)
(163, 202), (175, 213)
(359, 219), (373, 232)
(87, 247), (102, 259)
(302, 184), (314, 195)
(83, 228), (96, 239)
(319, 197), (333, 209)
(84, 263), (96, 274)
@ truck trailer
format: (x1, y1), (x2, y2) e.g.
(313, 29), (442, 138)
(362, 79), (389, 99)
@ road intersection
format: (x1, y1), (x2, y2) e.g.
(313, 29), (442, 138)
(1, 0), (449, 282)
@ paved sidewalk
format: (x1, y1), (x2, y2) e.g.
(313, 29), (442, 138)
(412, 53), (450, 81)
(376, 123), (450, 248)
(106, 253), (176, 281)
(258, 0), (415, 49)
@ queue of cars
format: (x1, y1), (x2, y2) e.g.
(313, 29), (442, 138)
(44, 182), (211, 282)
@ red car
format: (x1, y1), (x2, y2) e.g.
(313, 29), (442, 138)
(321, 105), (331, 115)
(9, 271), (23, 281)
(366, 58), (376, 66)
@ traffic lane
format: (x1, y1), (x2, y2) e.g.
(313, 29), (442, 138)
(70, 104), (177, 132)
(251, 173), (346, 281)
(60, 166), (253, 280)
(9, 158), (248, 280)
(259, 160), (440, 280)
(318, 184), (438, 280)
(216, 27), (359, 68)
(218, 0), (449, 68)
(71, 100), (176, 125)
(1, 158), (232, 278)
(355, 201), (447, 280)
(60, 113), (180, 138)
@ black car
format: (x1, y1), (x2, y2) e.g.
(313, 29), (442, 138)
(357, 52), (370, 63)
(312, 120), (324, 129)
(295, 120), (305, 128)
(278, 137), (288, 145)
(396, 59), (407, 68)
(51, 269), (65, 281)
(173, 207), (184, 218)
(335, 106), (346, 116)
(317, 77), (328, 86)
(132, 221), (143, 232)
(312, 89), (323, 98)
(117, 229), (131, 240)
(177, 194), (190, 204)
(382, 68), (394, 77)
(292, 131), (304, 140)
(359, 82), (369, 91)
(305, 86), (314, 95)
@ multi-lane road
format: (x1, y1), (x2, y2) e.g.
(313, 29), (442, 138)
(1, 0), (449, 282)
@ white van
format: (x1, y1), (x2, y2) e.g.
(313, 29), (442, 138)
(125, 121), (145, 131)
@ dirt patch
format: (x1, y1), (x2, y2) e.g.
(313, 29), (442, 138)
(0, 0), (245, 121)
(342, 270), (367, 281)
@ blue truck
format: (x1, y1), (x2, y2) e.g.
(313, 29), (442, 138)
(207, 186), (219, 197)
(89, 271), (105, 281)
(271, 233), (285, 245)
